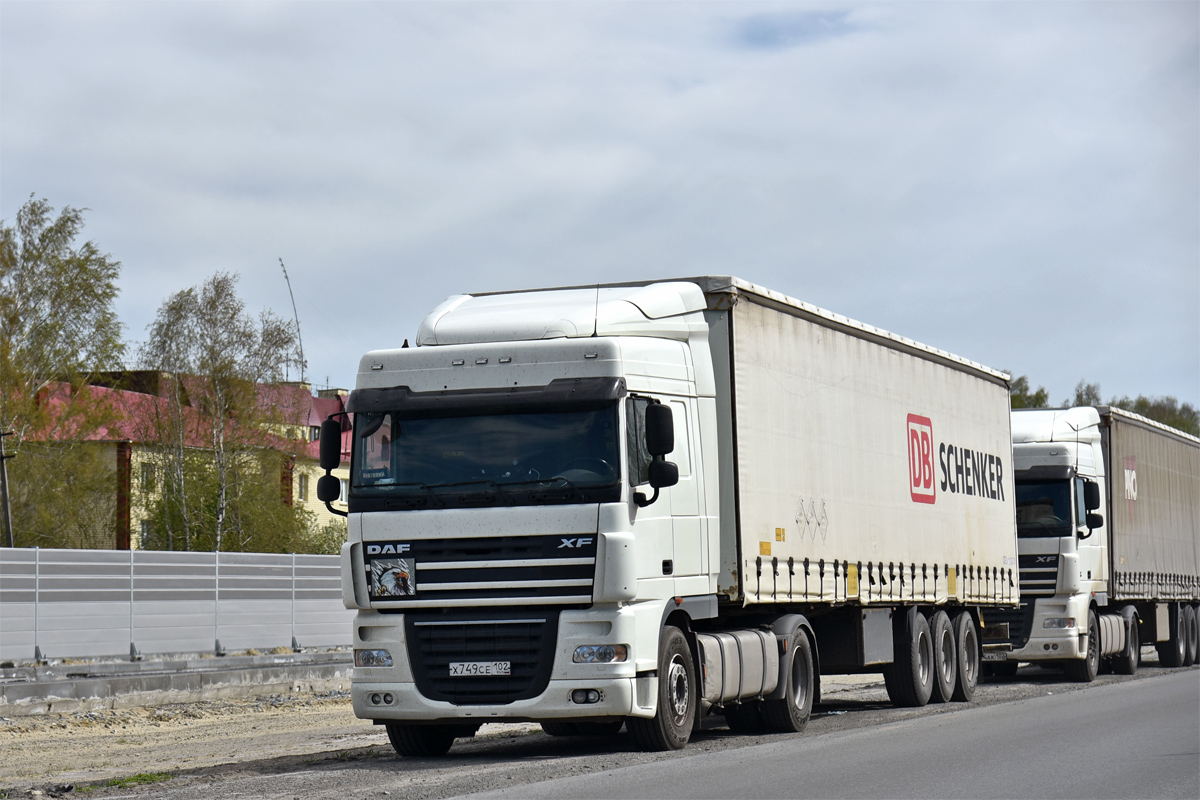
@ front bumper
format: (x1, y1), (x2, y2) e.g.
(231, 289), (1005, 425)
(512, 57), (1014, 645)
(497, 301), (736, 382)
(1004, 594), (1090, 662)
(353, 676), (641, 722)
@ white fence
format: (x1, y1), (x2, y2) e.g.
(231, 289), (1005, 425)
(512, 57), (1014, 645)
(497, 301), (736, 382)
(0, 548), (354, 662)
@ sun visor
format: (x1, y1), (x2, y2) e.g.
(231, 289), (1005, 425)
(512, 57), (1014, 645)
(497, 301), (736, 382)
(415, 282), (707, 345)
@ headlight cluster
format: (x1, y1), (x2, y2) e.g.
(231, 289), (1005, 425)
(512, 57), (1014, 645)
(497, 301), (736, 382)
(572, 644), (628, 664)
(355, 648), (393, 667)
(1042, 617), (1076, 629)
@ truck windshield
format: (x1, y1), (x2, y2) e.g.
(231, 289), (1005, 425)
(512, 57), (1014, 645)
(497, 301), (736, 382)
(350, 403), (621, 509)
(1014, 480), (1073, 538)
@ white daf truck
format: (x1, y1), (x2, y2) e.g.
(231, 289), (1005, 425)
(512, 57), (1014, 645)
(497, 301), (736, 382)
(316, 277), (1019, 756)
(996, 406), (1200, 680)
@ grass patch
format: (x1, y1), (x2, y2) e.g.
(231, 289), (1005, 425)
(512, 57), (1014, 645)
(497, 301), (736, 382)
(79, 772), (174, 791)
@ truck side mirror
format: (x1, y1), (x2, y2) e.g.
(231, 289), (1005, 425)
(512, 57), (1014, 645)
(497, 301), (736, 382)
(645, 402), (674, 456)
(319, 418), (343, 471)
(1084, 481), (1100, 511)
(1086, 512), (1103, 531)
(648, 459), (679, 490)
(316, 474), (342, 503)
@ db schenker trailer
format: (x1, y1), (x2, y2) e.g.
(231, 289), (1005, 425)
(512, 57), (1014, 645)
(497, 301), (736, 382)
(316, 276), (1019, 755)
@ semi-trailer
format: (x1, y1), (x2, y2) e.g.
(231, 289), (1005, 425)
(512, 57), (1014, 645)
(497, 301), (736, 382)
(994, 406), (1200, 679)
(316, 276), (1019, 755)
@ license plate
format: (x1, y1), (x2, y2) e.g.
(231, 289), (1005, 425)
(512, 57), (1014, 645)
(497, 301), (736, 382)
(982, 652), (1009, 662)
(449, 661), (511, 677)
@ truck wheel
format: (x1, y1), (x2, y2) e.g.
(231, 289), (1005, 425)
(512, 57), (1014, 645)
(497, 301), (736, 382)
(1183, 605), (1198, 667)
(385, 723), (458, 757)
(927, 610), (957, 704)
(1156, 603), (1186, 667)
(762, 629), (814, 733)
(951, 610), (979, 702)
(884, 610), (933, 708)
(1113, 611), (1139, 676)
(627, 626), (695, 751)
(540, 722), (580, 737)
(723, 701), (765, 734)
(1064, 609), (1100, 683)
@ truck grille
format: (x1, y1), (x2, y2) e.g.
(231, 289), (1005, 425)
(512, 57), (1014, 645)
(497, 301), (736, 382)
(985, 603), (1037, 649)
(405, 611), (559, 705)
(365, 534), (597, 609)
(1018, 553), (1059, 598)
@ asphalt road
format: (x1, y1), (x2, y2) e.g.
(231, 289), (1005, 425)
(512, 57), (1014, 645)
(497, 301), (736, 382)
(467, 670), (1200, 800)
(44, 662), (1199, 800)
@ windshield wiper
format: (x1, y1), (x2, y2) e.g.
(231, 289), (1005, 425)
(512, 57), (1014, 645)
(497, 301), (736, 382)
(497, 475), (580, 490)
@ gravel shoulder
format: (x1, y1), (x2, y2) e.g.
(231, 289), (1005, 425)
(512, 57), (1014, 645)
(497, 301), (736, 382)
(1, 653), (1191, 799)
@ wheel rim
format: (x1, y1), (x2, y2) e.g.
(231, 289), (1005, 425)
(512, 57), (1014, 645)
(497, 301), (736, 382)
(938, 628), (954, 682)
(918, 629), (932, 685)
(666, 654), (690, 724)
(790, 644), (810, 711)
(962, 626), (979, 685)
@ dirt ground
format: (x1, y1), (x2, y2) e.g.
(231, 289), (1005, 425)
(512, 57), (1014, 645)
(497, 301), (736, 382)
(0, 676), (891, 795)
(0, 691), (394, 791)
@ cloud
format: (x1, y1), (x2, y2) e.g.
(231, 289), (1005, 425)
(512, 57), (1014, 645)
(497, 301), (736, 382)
(1, 2), (1196, 404)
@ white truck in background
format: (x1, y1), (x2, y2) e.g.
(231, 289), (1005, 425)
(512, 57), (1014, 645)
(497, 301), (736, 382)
(316, 277), (1019, 756)
(994, 406), (1200, 680)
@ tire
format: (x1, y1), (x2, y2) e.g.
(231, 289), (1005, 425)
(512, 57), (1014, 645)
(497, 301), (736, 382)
(540, 721), (580, 737)
(1113, 610), (1139, 676)
(927, 610), (957, 704)
(951, 610), (979, 702)
(1156, 603), (1186, 668)
(1183, 605), (1198, 667)
(627, 626), (696, 751)
(386, 723), (458, 757)
(723, 701), (765, 734)
(1064, 609), (1100, 683)
(883, 609), (934, 708)
(762, 629), (815, 733)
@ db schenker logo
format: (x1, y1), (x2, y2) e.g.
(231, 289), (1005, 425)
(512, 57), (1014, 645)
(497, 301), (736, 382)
(907, 414), (935, 504)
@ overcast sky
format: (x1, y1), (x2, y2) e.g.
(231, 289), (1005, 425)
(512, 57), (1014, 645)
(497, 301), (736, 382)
(2, 1), (1197, 405)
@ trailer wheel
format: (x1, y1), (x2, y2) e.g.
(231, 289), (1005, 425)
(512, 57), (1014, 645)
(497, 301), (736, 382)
(628, 626), (695, 751)
(951, 610), (979, 702)
(762, 629), (814, 733)
(1183, 605), (1198, 667)
(385, 723), (458, 757)
(1113, 610), (1139, 676)
(1156, 603), (1186, 668)
(1064, 609), (1100, 682)
(927, 610), (957, 704)
(884, 610), (933, 708)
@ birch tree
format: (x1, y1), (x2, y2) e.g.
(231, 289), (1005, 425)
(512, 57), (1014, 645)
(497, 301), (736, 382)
(139, 272), (307, 551)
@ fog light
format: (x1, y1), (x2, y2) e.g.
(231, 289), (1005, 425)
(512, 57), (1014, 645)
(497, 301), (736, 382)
(1043, 618), (1076, 629)
(572, 644), (629, 664)
(571, 689), (601, 704)
(355, 649), (393, 667)
(383, 693), (394, 704)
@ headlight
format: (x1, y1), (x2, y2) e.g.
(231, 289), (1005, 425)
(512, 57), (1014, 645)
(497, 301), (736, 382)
(1043, 618), (1076, 629)
(572, 644), (629, 664)
(355, 648), (393, 667)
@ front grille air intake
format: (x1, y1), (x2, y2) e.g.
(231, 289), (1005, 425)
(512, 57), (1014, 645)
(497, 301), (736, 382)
(405, 610), (559, 705)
